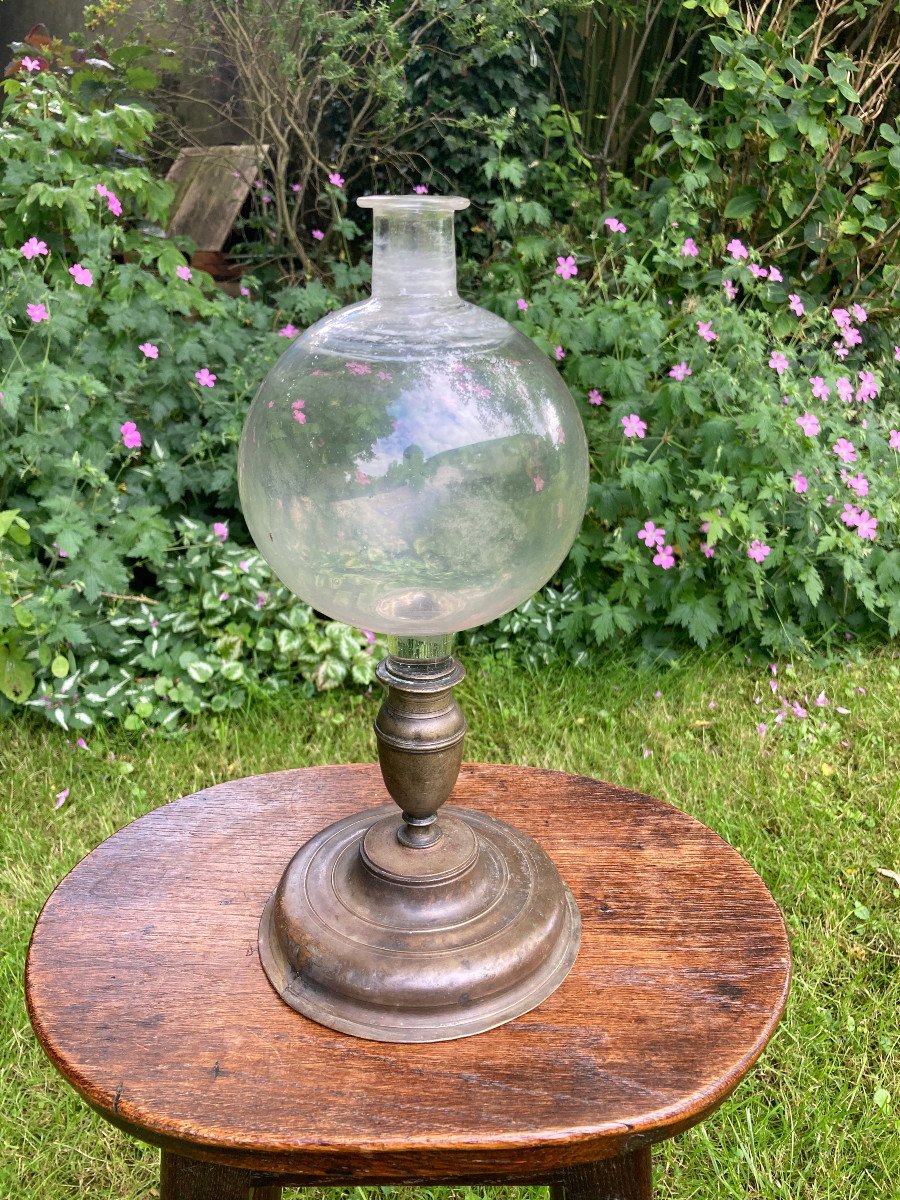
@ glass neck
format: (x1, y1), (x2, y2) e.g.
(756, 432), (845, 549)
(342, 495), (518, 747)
(370, 210), (458, 301)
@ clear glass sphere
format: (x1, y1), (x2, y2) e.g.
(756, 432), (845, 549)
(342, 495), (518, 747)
(238, 196), (588, 636)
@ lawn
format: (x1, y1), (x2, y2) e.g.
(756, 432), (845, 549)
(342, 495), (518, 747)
(2, 647), (898, 1199)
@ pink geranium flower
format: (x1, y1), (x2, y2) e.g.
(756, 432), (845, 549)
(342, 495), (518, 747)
(27, 302), (49, 323)
(842, 326), (862, 348)
(894, 346), (900, 362)
(176, 265), (194, 283)
(832, 342), (849, 360)
(697, 320), (717, 342)
(653, 544), (676, 569)
(414, 185), (429, 194)
(554, 346), (565, 361)
(833, 437), (857, 464)
(278, 323), (299, 338)
(69, 263), (93, 287)
(195, 368), (217, 387)
(889, 430), (900, 449)
(556, 255), (578, 279)
(533, 475), (545, 492)
(587, 389), (603, 405)
(516, 298), (528, 311)
(768, 266), (783, 283)
(726, 239), (749, 259)
(139, 342), (158, 359)
(213, 522), (228, 542)
(21, 236), (48, 259)
(840, 503), (861, 527)
(311, 229), (325, 241)
(21, 56), (42, 72)
(604, 216), (627, 233)
(845, 473), (868, 498)
(836, 377), (853, 403)
(722, 279), (738, 301)
(832, 308), (852, 331)
(345, 361), (371, 375)
(748, 263), (768, 279)
(747, 540), (771, 563)
(701, 543), (715, 558)
(856, 511), (877, 540)
(54, 787), (69, 809)
(290, 183), (301, 192)
(638, 521), (666, 548)
(768, 351), (789, 375)
(240, 286), (250, 296)
(291, 400), (307, 424)
(669, 361), (692, 381)
(793, 472), (808, 493)
(856, 371), (878, 403)
(788, 294), (805, 316)
(120, 421), (142, 449)
(796, 412), (820, 437)
(680, 237), (699, 257)
(851, 303), (867, 323)
(328, 172), (345, 188)
(810, 376), (829, 400)
(622, 414), (647, 439)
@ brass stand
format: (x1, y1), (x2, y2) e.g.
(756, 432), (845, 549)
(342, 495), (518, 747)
(258, 652), (581, 1042)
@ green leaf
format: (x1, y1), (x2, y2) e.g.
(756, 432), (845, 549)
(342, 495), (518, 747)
(724, 190), (758, 219)
(718, 69), (739, 90)
(0, 642), (35, 703)
(768, 140), (788, 163)
(186, 661), (214, 683)
(51, 655), (70, 679)
(669, 595), (721, 650)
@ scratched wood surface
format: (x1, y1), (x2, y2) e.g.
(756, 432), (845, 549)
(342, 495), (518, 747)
(26, 764), (790, 1180)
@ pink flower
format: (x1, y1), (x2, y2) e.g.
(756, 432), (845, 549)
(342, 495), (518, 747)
(638, 521), (666, 548)
(239, 560), (250, 572)
(120, 421), (142, 449)
(345, 361), (371, 375)
(768, 351), (789, 375)
(556, 255), (578, 279)
(213, 522), (228, 542)
(832, 342), (849, 360)
(354, 470), (370, 484)
(653, 544), (676, 569)
(845, 473), (868, 498)
(278, 323), (299, 338)
(680, 237), (699, 257)
(895, 346), (900, 363)
(810, 376), (829, 400)
(832, 307), (852, 331)
(788, 293), (805, 316)
(851, 303), (867, 323)
(27, 302), (49, 323)
(587, 389), (603, 405)
(256, 592), (269, 608)
(840, 503), (861, 527)
(240, 286), (250, 296)
(604, 217), (627, 233)
(291, 400), (306, 424)
(842, 326), (862, 348)
(261, 194), (272, 205)
(836, 376), (853, 403)
(756, 723), (767, 736)
(328, 172), (345, 188)
(622, 413), (647, 439)
(139, 342), (158, 359)
(414, 185), (429, 194)
(69, 263), (93, 287)
(195, 368), (217, 387)
(856, 371), (878, 403)
(312, 229), (325, 241)
(21, 236), (48, 259)
(291, 183), (301, 192)
(176, 265), (192, 281)
(697, 320), (718, 343)
(792, 702), (807, 719)
(815, 693), (828, 707)
(516, 298), (528, 311)
(21, 56), (42, 72)
(768, 266), (783, 283)
(701, 543), (715, 558)
(726, 239), (749, 260)
(747, 540), (771, 563)
(554, 346), (565, 361)
(533, 475), (545, 492)
(723, 279), (738, 301)
(793, 472), (808, 493)
(218, 592), (229, 602)
(833, 437), (857, 464)
(748, 263), (768, 279)
(856, 511), (877, 540)
(54, 787), (69, 810)
(669, 361), (692, 381)
(889, 430), (900, 450)
(796, 412), (820, 437)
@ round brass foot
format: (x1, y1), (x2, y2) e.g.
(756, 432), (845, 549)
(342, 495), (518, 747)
(258, 804), (581, 1042)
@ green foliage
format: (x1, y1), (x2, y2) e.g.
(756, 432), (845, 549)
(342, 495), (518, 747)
(0, 68), (375, 727)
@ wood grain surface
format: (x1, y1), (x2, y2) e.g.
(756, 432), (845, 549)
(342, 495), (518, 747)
(26, 764), (790, 1181)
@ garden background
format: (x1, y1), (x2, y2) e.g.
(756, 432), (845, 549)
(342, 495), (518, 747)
(1, 1), (898, 1197)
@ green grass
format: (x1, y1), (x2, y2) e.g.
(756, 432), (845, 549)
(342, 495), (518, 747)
(2, 648), (898, 1199)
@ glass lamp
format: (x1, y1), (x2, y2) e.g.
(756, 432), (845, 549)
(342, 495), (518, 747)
(238, 195), (589, 1042)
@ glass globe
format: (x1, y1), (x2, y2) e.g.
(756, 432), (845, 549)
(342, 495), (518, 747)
(238, 195), (588, 636)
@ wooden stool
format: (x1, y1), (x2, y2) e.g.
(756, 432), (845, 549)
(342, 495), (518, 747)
(26, 764), (791, 1199)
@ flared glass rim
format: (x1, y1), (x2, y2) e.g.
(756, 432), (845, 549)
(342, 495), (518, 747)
(357, 194), (470, 213)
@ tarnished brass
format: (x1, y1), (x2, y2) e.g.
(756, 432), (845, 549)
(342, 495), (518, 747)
(258, 652), (582, 1042)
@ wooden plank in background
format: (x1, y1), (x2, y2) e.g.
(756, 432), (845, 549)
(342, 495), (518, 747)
(165, 145), (267, 252)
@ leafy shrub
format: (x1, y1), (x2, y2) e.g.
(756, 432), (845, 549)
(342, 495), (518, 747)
(0, 66), (376, 728)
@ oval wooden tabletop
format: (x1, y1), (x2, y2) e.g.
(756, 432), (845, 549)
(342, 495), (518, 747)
(26, 763), (790, 1180)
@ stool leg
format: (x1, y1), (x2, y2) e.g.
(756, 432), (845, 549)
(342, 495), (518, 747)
(552, 1146), (652, 1200)
(160, 1149), (256, 1199)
